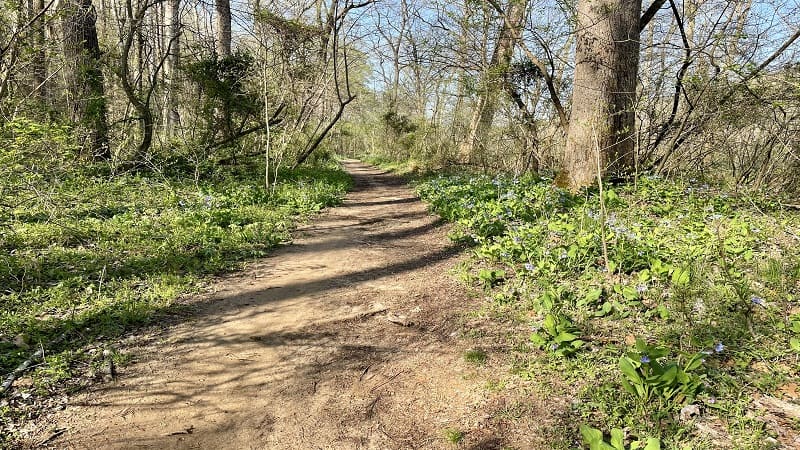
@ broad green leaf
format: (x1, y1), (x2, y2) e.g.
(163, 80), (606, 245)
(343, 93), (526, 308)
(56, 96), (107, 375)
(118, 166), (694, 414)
(622, 286), (639, 300)
(543, 314), (557, 334)
(660, 366), (678, 383)
(619, 357), (641, 382)
(643, 437), (661, 450)
(610, 428), (624, 450)
(621, 378), (636, 395)
(584, 288), (603, 303)
(672, 267), (690, 286)
(638, 269), (651, 282)
(554, 332), (578, 343)
(579, 424), (603, 445)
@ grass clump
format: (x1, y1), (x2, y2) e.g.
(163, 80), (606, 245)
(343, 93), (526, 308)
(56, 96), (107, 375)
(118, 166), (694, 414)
(443, 428), (464, 444)
(417, 172), (800, 448)
(464, 348), (488, 365)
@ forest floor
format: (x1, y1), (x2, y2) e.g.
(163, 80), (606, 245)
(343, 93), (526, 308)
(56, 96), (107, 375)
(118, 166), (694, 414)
(28, 160), (550, 449)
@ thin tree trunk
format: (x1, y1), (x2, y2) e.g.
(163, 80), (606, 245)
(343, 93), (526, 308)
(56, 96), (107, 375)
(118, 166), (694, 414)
(459, 0), (527, 163)
(215, 0), (231, 57)
(31, 0), (47, 102)
(164, 0), (180, 132)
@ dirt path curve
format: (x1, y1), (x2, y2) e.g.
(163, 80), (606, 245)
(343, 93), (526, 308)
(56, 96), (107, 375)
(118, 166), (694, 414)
(47, 160), (509, 449)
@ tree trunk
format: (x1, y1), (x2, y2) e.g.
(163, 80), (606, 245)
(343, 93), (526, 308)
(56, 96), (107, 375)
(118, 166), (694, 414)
(61, 0), (110, 159)
(163, 0), (180, 132)
(458, 0), (527, 163)
(215, 0), (231, 57)
(31, 0), (47, 102)
(560, 0), (641, 190)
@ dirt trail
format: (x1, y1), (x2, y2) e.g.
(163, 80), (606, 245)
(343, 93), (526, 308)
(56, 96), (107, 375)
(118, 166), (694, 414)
(44, 160), (526, 449)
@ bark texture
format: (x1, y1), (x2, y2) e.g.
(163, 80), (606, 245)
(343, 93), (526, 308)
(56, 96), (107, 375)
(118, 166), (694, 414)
(61, 0), (110, 159)
(561, 0), (641, 190)
(215, 0), (231, 57)
(31, 0), (47, 101)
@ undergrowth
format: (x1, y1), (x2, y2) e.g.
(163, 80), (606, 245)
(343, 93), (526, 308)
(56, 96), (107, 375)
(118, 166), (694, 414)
(0, 118), (351, 443)
(416, 172), (800, 449)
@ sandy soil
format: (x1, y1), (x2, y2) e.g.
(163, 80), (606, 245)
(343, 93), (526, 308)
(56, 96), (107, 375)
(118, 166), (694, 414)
(37, 160), (549, 449)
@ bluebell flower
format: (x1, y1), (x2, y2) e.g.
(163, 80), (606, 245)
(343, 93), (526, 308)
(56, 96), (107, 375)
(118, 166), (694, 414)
(512, 236), (522, 244)
(640, 355), (651, 364)
(714, 342), (724, 353)
(636, 284), (648, 294)
(550, 343), (559, 351)
(203, 194), (213, 207)
(524, 263), (535, 271)
(501, 191), (516, 200)
(750, 295), (766, 307)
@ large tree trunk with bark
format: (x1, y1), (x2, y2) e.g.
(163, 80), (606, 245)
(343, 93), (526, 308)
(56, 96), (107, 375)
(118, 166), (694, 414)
(61, 0), (110, 159)
(459, 0), (527, 164)
(560, 0), (641, 190)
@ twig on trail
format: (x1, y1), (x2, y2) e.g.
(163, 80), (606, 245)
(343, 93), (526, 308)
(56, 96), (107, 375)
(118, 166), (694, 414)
(365, 394), (381, 418)
(359, 364), (371, 382)
(369, 371), (404, 394)
(1, 332), (68, 396)
(38, 428), (67, 446)
(168, 425), (195, 436)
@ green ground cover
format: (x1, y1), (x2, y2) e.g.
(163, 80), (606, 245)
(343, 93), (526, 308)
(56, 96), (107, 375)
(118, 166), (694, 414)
(416, 172), (800, 449)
